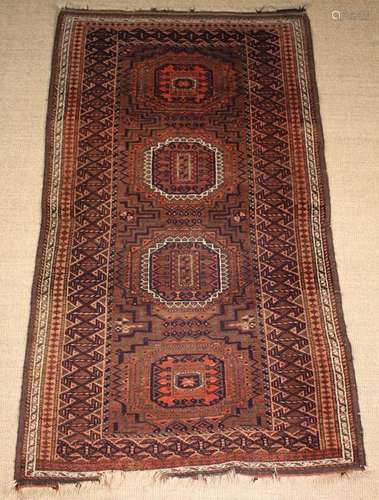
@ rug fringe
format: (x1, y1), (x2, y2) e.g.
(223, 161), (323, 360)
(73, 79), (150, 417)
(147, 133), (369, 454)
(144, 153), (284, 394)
(9, 467), (365, 496)
(255, 5), (306, 13)
(58, 5), (308, 15)
(151, 467), (259, 484)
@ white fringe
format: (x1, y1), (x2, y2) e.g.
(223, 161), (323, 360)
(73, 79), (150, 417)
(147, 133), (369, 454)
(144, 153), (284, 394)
(7, 467), (364, 499)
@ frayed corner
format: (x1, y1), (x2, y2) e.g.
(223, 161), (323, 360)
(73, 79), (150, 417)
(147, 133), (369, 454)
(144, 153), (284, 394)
(153, 470), (172, 483)
(340, 471), (352, 480)
(59, 2), (90, 10)
(14, 482), (22, 493)
(13, 481), (60, 492)
(255, 5), (307, 13)
(273, 467), (280, 481)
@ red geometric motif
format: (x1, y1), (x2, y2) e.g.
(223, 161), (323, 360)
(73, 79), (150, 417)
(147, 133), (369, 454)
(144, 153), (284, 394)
(151, 354), (225, 408)
(128, 50), (237, 113)
(155, 63), (213, 104)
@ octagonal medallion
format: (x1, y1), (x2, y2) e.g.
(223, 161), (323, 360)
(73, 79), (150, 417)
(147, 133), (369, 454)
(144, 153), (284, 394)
(141, 236), (229, 308)
(127, 51), (237, 114)
(144, 137), (223, 200)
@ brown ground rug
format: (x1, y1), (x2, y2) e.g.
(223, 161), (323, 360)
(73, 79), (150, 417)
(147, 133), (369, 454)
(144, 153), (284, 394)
(15, 8), (365, 486)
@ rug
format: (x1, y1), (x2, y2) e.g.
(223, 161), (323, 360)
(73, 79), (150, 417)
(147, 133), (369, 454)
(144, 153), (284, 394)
(15, 8), (365, 486)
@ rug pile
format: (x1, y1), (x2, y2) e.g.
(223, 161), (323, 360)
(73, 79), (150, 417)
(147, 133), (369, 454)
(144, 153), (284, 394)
(15, 9), (365, 486)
